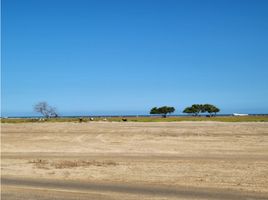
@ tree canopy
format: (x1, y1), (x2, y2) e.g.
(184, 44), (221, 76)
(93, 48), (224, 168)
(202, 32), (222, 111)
(183, 104), (220, 116)
(150, 106), (175, 118)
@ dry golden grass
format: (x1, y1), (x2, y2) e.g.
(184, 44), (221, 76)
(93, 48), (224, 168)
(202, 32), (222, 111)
(2, 122), (268, 195)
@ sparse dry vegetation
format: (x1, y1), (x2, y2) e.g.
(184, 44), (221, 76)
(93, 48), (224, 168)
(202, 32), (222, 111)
(2, 122), (268, 198)
(29, 159), (117, 169)
(1, 115), (268, 123)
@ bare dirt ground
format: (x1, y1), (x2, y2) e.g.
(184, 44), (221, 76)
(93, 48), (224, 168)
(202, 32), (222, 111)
(1, 122), (268, 199)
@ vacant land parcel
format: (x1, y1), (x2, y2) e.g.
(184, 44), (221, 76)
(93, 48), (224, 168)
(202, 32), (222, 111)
(1, 122), (268, 199)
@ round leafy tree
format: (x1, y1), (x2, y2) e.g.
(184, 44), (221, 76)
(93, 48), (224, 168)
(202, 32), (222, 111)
(150, 106), (175, 118)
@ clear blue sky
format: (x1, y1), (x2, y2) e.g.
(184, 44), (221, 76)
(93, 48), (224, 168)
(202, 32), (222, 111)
(2, 0), (268, 116)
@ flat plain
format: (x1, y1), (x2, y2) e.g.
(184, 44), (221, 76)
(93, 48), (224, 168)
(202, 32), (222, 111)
(1, 121), (268, 199)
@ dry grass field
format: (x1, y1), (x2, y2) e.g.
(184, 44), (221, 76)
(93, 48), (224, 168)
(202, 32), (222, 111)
(1, 122), (268, 199)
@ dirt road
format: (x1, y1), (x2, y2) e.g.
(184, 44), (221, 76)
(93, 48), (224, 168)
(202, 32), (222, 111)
(2, 176), (268, 200)
(1, 122), (268, 199)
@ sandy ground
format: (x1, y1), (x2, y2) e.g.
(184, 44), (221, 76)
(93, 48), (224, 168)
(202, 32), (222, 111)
(1, 122), (268, 199)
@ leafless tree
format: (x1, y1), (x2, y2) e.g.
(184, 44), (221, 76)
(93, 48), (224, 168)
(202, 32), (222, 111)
(34, 102), (58, 118)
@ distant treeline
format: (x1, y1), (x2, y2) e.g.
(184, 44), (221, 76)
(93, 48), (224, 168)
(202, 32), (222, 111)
(183, 104), (220, 117)
(150, 104), (220, 118)
(33, 101), (220, 119)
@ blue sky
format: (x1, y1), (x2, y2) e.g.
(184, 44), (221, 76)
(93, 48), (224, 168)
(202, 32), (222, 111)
(2, 0), (268, 116)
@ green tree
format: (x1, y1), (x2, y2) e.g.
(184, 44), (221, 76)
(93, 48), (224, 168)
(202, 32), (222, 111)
(150, 107), (158, 114)
(211, 106), (220, 116)
(191, 104), (204, 116)
(203, 104), (213, 117)
(203, 104), (220, 117)
(183, 107), (195, 116)
(183, 104), (220, 117)
(150, 106), (175, 118)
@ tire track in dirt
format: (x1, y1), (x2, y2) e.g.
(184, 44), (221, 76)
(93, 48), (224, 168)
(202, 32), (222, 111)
(2, 176), (267, 200)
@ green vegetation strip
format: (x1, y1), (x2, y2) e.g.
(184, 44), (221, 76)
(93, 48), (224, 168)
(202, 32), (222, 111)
(1, 116), (268, 123)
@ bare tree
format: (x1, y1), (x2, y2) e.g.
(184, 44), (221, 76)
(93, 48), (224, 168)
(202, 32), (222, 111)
(34, 102), (58, 118)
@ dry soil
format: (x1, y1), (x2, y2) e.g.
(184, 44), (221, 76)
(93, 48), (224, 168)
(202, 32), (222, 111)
(1, 122), (268, 199)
